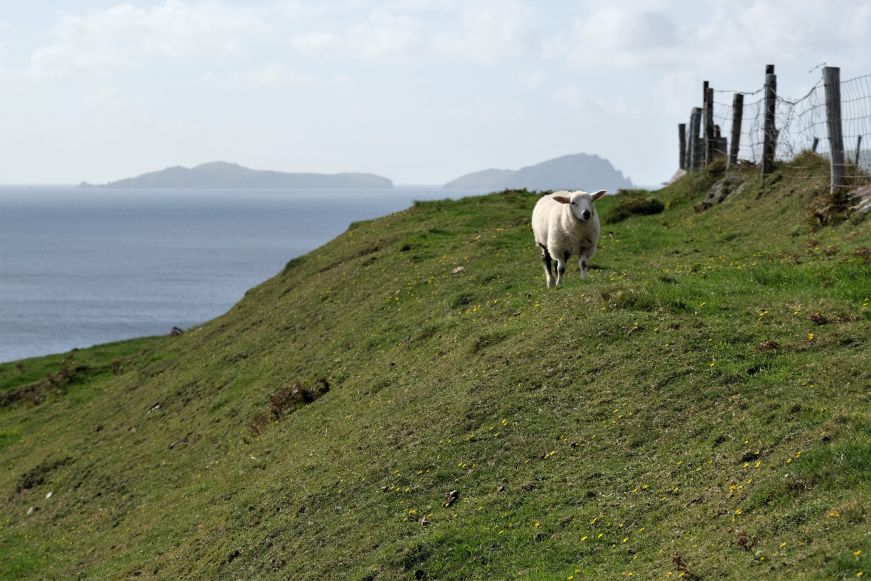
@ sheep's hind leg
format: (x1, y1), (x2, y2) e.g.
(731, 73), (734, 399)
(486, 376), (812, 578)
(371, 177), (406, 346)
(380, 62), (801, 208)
(539, 245), (554, 287)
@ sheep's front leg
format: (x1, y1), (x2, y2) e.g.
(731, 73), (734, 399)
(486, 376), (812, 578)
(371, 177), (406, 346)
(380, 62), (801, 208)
(578, 255), (589, 279)
(539, 245), (554, 288)
(555, 250), (568, 286)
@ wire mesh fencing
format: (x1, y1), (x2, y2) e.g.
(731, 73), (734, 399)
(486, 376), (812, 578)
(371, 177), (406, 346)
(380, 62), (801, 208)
(681, 67), (871, 193)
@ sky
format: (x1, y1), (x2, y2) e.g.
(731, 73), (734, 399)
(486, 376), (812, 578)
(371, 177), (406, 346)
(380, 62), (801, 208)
(0, 0), (869, 186)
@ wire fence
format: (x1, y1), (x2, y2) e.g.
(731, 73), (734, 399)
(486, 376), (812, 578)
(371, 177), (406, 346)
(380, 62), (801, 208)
(682, 67), (871, 190)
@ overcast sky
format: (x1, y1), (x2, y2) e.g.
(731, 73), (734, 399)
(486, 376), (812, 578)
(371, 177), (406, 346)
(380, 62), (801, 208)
(1, 0), (869, 186)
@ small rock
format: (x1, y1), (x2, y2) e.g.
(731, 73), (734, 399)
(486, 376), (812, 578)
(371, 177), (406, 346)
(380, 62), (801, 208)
(27, 506), (38, 515)
(419, 516), (430, 527)
(45, 491), (53, 499)
(697, 175), (748, 211)
(534, 531), (545, 542)
(451, 266), (465, 274)
(443, 489), (459, 507)
(849, 185), (871, 213)
(496, 485), (505, 493)
(169, 438), (188, 449)
(667, 169), (687, 185)
(170, 326), (184, 337)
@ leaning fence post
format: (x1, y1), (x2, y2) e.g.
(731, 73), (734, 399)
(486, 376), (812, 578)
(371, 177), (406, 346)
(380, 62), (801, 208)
(855, 135), (862, 167)
(823, 66), (847, 201)
(762, 64), (777, 176)
(729, 93), (744, 166)
(689, 107), (702, 170)
(704, 85), (715, 165)
(812, 137), (820, 153)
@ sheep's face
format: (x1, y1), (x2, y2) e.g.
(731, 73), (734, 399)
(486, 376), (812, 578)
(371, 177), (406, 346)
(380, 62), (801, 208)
(554, 190), (607, 222)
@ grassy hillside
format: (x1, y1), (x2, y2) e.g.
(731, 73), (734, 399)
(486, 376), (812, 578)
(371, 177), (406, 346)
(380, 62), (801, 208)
(1, 161), (869, 579)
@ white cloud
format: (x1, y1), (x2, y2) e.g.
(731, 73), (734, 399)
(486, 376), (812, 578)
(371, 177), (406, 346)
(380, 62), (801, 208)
(289, 0), (540, 64)
(657, 70), (703, 117)
(432, 0), (540, 63)
(84, 85), (121, 108)
(549, 7), (679, 69)
(691, 0), (871, 69)
(291, 11), (424, 62)
(554, 83), (641, 118)
(235, 63), (318, 85)
(30, 1), (270, 79)
(519, 70), (547, 88)
(554, 0), (871, 72)
(355, 12), (424, 60)
(291, 31), (344, 53)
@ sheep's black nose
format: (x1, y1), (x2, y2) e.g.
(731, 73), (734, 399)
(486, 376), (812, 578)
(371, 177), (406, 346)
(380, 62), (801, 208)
(582, 210), (591, 220)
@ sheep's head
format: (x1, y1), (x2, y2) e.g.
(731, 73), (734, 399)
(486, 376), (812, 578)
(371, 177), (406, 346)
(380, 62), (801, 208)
(552, 190), (607, 222)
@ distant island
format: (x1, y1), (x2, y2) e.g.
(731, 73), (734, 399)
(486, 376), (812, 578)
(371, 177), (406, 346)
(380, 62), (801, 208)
(81, 161), (394, 189)
(444, 153), (632, 191)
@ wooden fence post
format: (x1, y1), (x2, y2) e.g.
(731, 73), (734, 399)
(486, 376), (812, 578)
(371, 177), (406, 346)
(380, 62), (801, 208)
(729, 93), (744, 166)
(823, 66), (847, 202)
(679, 123), (687, 170)
(704, 85), (715, 165)
(762, 64), (777, 176)
(687, 111), (694, 169)
(812, 137), (820, 153)
(855, 135), (863, 167)
(689, 107), (702, 170)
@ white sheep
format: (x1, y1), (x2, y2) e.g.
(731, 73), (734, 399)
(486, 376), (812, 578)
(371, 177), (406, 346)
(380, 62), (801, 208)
(531, 189), (607, 287)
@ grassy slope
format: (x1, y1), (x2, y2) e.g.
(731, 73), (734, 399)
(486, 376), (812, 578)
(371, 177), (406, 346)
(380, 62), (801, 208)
(1, 163), (869, 579)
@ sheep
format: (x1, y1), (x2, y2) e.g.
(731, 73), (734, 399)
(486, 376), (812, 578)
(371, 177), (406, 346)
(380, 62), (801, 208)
(531, 189), (607, 287)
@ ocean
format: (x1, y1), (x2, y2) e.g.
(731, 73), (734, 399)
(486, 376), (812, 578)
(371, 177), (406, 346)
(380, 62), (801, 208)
(0, 186), (484, 363)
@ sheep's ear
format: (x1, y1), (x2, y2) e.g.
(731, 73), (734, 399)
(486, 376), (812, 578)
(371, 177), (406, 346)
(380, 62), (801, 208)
(591, 190), (607, 200)
(552, 195), (570, 204)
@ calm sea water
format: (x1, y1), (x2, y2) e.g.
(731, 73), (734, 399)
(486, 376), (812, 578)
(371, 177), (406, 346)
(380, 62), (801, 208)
(0, 186), (483, 363)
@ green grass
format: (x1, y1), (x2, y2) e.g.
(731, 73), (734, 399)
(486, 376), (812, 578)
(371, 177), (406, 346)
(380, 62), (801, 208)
(0, 162), (869, 579)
